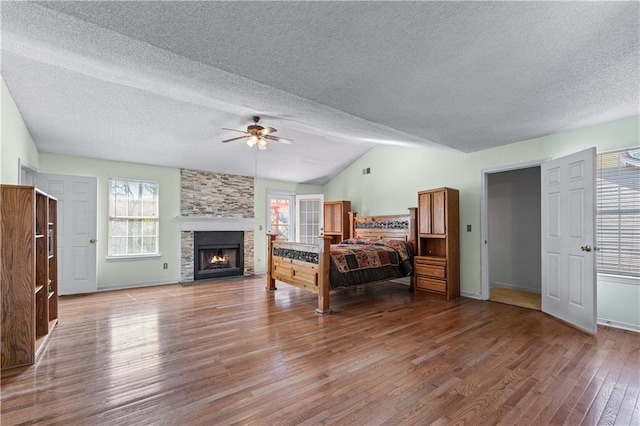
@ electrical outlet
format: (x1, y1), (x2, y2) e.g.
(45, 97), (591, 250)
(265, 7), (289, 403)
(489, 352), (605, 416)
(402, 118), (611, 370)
(163, 263), (168, 269)
(259, 225), (263, 231)
(467, 225), (472, 232)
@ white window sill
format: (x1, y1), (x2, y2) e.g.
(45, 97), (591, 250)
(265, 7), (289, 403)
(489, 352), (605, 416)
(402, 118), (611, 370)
(598, 273), (640, 286)
(106, 254), (162, 262)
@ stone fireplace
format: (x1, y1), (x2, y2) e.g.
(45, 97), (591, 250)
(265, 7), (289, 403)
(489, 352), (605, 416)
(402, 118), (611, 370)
(180, 169), (255, 283)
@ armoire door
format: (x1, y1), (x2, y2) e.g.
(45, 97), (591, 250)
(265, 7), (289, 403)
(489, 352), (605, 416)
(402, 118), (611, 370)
(418, 190), (446, 235)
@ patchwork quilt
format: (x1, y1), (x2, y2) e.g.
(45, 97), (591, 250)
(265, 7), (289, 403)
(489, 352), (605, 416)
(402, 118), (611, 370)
(329, 238), (414, 289)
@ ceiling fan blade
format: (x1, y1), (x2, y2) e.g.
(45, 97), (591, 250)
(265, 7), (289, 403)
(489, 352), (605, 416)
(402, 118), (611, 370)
(222, 128), (249, 134)
(222, 135), (249, 143)
(259, 127), (277, 136)
(264, 134), (293, 144)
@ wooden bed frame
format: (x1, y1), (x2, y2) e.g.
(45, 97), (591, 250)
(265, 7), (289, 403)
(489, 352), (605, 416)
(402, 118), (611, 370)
(266, 208), (417, 314)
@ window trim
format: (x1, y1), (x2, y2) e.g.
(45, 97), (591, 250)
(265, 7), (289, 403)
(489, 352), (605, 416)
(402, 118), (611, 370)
(266, 190), (295, 242)
(597, 273), (640, 286)
(596, 147), (639, 279)
(108, 177), (160, 258)
(106, 253), (162, 261)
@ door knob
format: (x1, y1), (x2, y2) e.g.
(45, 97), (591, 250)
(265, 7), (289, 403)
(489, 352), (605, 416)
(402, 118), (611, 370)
(89, 239), (96, 244)
(581, 245), (592, 252)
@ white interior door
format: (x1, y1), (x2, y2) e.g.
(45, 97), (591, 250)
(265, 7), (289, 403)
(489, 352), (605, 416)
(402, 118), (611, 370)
(541, 148), (597, 333)
(37, 173), (98, 295)
(296, 194), (324, 244)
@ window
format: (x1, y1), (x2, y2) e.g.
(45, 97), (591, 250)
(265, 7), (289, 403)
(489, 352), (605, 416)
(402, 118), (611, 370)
(267, 192), (325, 243)
(296, 194), (324, 244)
(108, 178), (159, 257)
(267, 191), (294, 242)
(596, 148), (640, 278)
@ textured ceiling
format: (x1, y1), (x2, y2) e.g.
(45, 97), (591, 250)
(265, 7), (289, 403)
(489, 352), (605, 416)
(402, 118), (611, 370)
(1, 1), (638, 184)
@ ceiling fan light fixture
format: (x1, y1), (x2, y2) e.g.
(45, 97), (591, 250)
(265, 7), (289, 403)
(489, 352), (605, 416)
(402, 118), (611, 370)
(257, 138), (267, 150)
(222, 115), (293, 150)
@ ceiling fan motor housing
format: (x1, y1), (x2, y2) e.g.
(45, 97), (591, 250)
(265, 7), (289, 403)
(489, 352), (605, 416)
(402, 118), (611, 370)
(248, 124), (264, 135)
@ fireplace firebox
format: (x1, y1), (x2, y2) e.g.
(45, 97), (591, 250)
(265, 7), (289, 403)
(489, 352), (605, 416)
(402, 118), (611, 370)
(194, 231), (244, 280)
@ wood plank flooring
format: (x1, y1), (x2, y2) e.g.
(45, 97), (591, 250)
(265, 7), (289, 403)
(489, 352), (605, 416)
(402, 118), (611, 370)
(490, 287), (541, 311)
(1, 276), (638, 425)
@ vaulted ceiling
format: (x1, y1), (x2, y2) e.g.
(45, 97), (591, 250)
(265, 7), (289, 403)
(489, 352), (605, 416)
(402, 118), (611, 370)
(2, 2), (638, 184)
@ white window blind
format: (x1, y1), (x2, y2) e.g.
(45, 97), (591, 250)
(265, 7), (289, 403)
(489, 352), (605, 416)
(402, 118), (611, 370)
(108, 178), (159, 257)
(596, 148), (640, 278)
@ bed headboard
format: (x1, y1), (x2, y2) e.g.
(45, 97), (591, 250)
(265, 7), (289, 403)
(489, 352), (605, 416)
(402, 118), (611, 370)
(348, 208), (417, 248)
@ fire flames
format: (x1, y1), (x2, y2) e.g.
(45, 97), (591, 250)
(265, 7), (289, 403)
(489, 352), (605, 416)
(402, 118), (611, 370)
(210, 255), (228, 264)
(211, 256), (229, 263)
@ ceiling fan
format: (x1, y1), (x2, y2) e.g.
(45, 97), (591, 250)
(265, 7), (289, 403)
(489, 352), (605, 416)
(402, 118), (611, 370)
(222, 116), (293, 150)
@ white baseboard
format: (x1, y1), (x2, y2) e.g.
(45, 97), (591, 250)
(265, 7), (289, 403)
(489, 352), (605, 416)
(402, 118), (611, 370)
(461, 291), (483, 300)
(97, 279), (178, 292)
(597, 317), (640, 333)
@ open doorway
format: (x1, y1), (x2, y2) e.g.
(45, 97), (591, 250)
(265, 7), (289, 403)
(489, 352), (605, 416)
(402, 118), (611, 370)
(482, 149), (598, 333)
(18, 158), (38, 185)
(482, 162), (543, 310)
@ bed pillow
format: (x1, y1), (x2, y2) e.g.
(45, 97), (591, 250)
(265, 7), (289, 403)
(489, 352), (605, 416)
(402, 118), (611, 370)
(339, 238), (377, 245)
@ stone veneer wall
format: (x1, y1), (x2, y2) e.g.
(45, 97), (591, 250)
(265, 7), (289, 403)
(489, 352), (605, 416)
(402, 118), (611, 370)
(181, 169), (254, 217)
(243, 231), (254, 276)
(180, 169), (255, 282)
(181, 232), (195, 282)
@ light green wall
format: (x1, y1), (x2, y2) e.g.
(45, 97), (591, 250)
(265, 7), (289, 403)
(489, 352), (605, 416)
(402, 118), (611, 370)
(324, 116), (640, 329)
(39, 154), (321, 286)
(253, 178), (323, 273)
(597, 277), (640, 331)
(1, 76), (40, 184)
(39, 153), (182, 290)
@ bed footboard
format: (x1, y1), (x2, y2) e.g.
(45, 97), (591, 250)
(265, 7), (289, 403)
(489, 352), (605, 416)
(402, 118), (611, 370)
(266, 235), (332, 314)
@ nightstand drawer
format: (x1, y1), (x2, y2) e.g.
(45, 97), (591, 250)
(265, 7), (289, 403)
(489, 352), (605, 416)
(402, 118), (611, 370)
(415, 256), (446, 278)
(415, 262), (446, 278)
(416, 277), (446, 293)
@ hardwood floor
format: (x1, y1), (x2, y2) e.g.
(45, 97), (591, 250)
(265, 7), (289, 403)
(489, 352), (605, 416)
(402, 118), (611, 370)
(490, 287), (542, 311)
(1, 276), (638, 425)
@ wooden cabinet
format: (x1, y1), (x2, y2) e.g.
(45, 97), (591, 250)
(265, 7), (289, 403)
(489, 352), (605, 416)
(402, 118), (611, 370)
(1, 185), (58, 370)
(323, 200), (351, 244)
(419, 190), (446, 235)
(414, 187), (459, 300)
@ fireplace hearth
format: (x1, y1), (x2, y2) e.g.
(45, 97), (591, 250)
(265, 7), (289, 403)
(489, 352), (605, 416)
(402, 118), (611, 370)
(194, 231), (244, 280)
